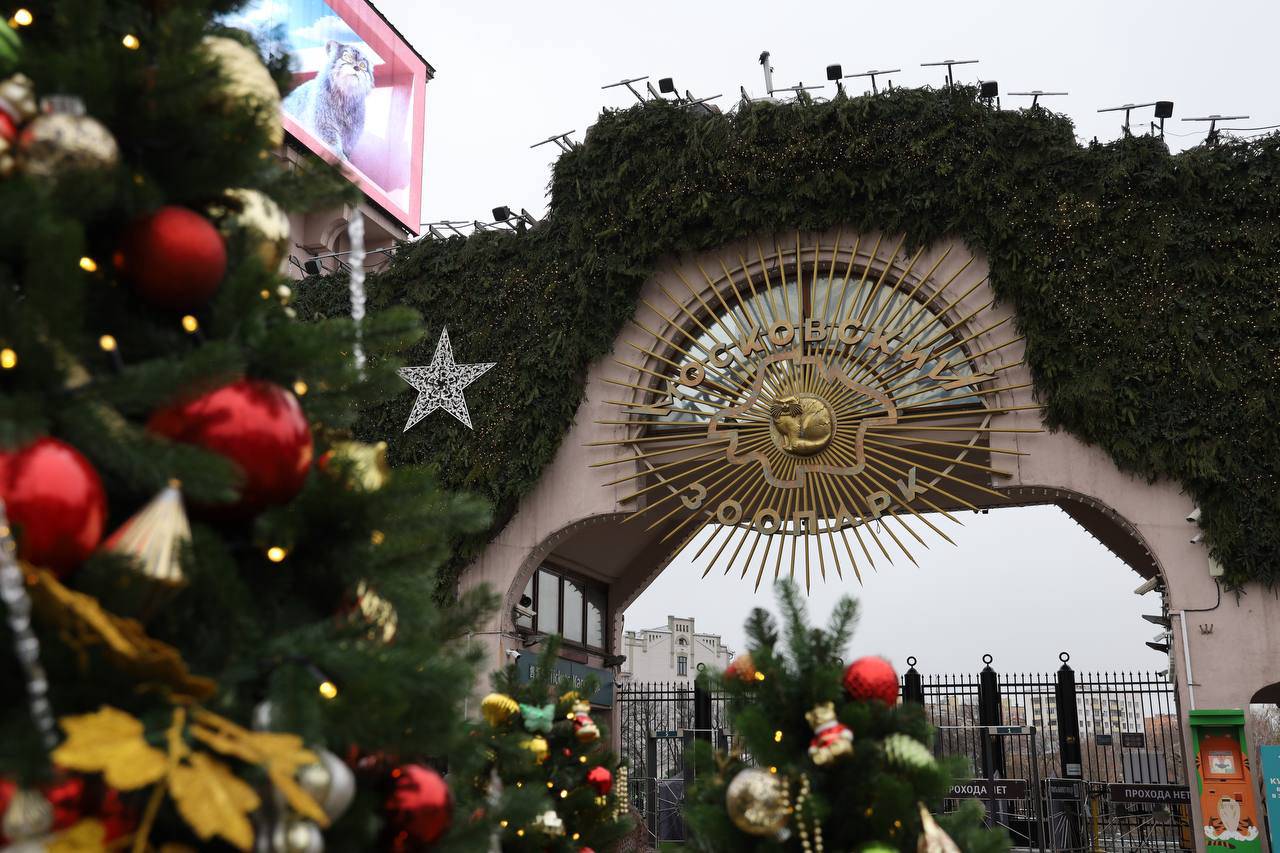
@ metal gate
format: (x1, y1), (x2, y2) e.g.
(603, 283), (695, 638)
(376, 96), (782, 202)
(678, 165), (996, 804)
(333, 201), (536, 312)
(615, 653), (1190, 850)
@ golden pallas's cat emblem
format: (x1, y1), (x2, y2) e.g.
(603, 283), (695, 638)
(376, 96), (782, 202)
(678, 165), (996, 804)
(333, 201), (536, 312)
(769, 395), (834, 457)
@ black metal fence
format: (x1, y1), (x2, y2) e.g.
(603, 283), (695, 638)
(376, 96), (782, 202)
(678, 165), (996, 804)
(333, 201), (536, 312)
(615, 654), (1190, 850)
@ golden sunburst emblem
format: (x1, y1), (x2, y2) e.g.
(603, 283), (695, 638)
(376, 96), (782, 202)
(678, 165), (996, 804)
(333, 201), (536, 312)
(592, 233), (1037, 591)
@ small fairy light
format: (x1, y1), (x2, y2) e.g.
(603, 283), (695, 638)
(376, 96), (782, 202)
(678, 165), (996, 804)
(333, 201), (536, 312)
(0, 348), (15, 369)
(260, 289), (271, 300)
(774, 730), (783, 743)
(545, 781), (554, 789)
(98, 334), (117, 352)
(769, 766), (778, 774)
(572, 833), (580, 841)
(370, 530), (385, 545)
(78, 256), (98, 272)
(12, 8), (32, 26)
(499, 821), (508, 829)
(317, 679), (338, 700)
(121, 33), (140, 50)
(578, 755), (587, 764)
(515, 829), (524, 838)
(755, 671), (766, 681)
(266, 546), (286, 563)
(559, 789), (568, 799)
(292, 379), (308, 396)
(181, 315), (199, 333)
(515, 781), (523, 788)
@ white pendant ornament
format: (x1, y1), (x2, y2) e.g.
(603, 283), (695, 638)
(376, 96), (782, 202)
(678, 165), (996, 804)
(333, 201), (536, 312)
(397, 327), (495, 431)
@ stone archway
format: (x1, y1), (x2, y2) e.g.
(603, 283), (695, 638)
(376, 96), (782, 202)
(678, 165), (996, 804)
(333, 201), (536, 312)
(460, 227), (1280, 850)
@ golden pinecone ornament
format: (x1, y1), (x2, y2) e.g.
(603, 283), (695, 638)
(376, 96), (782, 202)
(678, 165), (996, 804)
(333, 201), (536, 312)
(201, 36), (283, 147)
(350, 579), (397, 644)
(481, 693), (518, 726)
(209, 188), (291, 271)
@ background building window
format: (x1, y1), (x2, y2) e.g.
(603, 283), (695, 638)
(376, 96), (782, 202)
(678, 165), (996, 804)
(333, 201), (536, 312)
(677, 656), (688, 676)
(519, 564), (607, 651)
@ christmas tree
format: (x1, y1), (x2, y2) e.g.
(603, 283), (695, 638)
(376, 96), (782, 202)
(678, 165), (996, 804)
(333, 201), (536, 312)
(0, 1), (498, 849)
(682, 582), (1009, 853)
(476, 638), (632, 852)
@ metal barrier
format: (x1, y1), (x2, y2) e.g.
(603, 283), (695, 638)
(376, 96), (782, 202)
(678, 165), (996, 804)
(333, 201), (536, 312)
(615, 654), (1191, 850)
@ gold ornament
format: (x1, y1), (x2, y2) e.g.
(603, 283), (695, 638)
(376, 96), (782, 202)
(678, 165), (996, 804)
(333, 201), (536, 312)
(522, 735), (549, 763)
(725, 767), (789, 837)
(481, 692), (519, 726)
(769, 395), (834, 456)
(0, 73), (37, 123)
(321, 440), (390, 492)
(103, 479), (191, 593)
(201, 36), (283, 147)
(0, 135), (14, 178)
(18, 97), (119, 178)
(917, 804), (961, 853)
(349, 579), (397, 644)
(2, 787), (53, 841)
(208, 188), (291, 272)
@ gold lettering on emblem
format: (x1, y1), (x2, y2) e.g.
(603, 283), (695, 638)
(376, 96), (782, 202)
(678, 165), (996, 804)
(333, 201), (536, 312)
(680, 361), (706, 387)
(754, 507), (780, 533)
(737, 325), (766, 357)
(716, 499), (743, 524)
(681, 483), (707, 509)
(769, 322), (796, 347)
(867, 490), (893, 518)
(804, 317), (827, 342)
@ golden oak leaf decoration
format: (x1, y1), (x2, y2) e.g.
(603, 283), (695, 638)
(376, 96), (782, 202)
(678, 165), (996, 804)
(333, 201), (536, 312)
(169, 752), (260, 851)
(52, 707), (168, 790)
(47, 819), (107, 852)
(189, 710), (327, 826)
(28, 566), (216, 701)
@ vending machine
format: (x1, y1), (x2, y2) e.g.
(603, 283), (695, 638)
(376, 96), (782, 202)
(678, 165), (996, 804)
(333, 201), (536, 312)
(1190, 709), (1261, 850)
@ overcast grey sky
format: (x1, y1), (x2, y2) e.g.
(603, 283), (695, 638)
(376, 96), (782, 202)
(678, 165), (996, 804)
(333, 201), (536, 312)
(371, 0), (1271, 673)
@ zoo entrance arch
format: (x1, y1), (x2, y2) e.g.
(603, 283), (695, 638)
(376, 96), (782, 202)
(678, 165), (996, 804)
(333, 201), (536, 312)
(459, 227), (1280, 850)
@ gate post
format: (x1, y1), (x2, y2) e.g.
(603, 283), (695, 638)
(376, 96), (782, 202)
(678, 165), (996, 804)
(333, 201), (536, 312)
(978, 654), (1006, 779)
(903, 655), (924, 704)
(1055, 652), (1083, 779)
(646, 734), (657, 840)
(1053, 653), (1084, 850)
(694, 667), (712, 743)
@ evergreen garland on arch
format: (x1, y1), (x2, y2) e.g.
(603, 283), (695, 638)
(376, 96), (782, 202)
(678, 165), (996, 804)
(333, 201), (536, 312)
(298, 86), (1280, 591)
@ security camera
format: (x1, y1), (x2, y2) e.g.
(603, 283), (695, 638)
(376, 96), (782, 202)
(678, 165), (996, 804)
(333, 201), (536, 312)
(1190, 532), (1204, 545)
(505, 649), (521, 661)
(1186, 506), (1201, 524)
(1134, 577), (1162, 596)
(513, 594), (536, 623)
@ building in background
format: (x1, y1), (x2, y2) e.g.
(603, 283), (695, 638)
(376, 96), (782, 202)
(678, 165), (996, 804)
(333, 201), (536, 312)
(620, 616), (733, 683)
(226, 0), (431, 272)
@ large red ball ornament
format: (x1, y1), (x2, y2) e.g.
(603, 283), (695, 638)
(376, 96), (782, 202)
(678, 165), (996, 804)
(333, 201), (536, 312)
(385, 764), (453, 846)
(147, 379), (312, 515)
(0, 438), (106, 575)
(115, 206), (227, 311)
(586, 765), (613, 797)
(843, 656), (899, 705)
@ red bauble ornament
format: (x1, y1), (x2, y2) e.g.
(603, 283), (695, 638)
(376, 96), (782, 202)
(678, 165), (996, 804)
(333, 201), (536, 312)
(115, 206), (227, 311)
(0, 111), (16, 143)
(385, 764), (453, 845)
(45, 775), (85, 831)
(724, 653), (758, 683)
(0, 438), (107, 575)
(147, 379), (312, 515)
(586, 765), (613, 797)
(843, 656), (899, 705)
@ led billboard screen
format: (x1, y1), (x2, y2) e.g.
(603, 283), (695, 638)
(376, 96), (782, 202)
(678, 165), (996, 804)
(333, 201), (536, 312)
(228, 0), (427, 234)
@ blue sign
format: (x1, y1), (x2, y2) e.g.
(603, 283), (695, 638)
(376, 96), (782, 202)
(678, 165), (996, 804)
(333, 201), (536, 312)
(516, 655), (615, 707)
(1259, 745), (1280, 844)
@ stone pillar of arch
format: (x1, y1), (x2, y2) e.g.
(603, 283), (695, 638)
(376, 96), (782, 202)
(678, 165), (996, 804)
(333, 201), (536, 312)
(460, 227), (1280, 852)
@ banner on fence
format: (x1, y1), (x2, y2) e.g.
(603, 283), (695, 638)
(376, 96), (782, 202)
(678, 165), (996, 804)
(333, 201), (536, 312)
(948, 779), (1029, 800)
(1107, 783), (1192, 804)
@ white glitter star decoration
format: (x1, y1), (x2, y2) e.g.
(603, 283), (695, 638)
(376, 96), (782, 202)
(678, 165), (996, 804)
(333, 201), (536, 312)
(397, 327), (496, 431)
